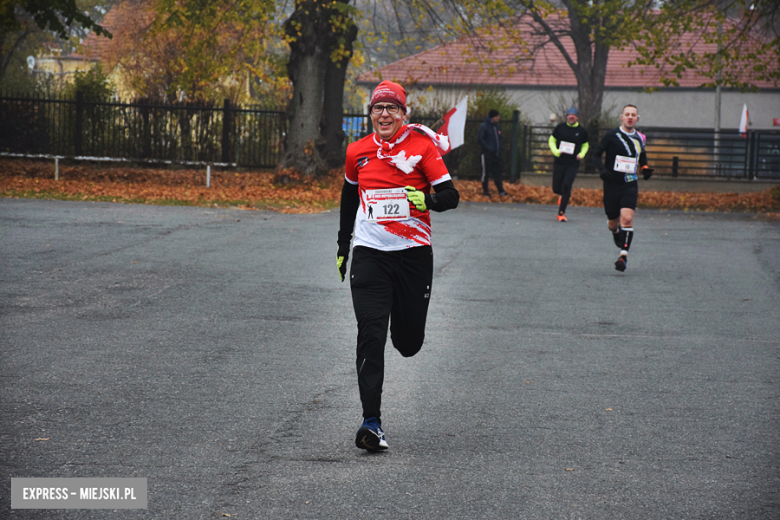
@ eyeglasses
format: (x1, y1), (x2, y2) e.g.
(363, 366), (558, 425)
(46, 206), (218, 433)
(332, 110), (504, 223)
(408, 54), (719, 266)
(371, 104), (400, 115)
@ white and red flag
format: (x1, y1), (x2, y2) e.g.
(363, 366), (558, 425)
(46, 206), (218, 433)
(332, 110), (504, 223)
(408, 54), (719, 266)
(739, 103), (749, 137)
(438, 96), (468, 155)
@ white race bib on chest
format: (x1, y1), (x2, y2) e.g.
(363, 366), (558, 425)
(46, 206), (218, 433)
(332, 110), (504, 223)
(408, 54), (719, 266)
(614, 155), (637, 173)
(365, 188), (410, 223)
(559, 141), (575, 155)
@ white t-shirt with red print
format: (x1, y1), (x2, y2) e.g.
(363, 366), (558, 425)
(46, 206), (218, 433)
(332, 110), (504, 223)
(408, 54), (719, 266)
(345, 125), (452, 251)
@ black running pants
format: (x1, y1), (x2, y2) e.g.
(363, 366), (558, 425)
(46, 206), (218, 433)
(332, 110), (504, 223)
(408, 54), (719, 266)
(552, 162), (579, 213)
(350, 245), (433, 420)
(481, 153), (505, 194)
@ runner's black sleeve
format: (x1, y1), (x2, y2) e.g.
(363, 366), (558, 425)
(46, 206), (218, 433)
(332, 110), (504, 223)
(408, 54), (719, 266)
(337, 181), (359, 257)
(424, 180), (459, 212)
(591, 133), (610, 174)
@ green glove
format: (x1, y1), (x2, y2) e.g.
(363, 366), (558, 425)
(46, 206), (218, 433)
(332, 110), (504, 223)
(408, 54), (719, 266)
(405, 186), (427, 211)
(337, 255), (347, 282)
(552, 149), (561, 158)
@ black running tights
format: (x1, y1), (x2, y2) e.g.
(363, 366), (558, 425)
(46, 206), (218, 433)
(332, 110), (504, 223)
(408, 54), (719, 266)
(349, 245), (433, 420)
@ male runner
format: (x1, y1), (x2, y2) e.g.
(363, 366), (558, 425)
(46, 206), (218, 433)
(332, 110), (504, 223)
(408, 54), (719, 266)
(548, 107), (589, 221)
(591, 104), (653, 272)
(336, 80), (459, 451)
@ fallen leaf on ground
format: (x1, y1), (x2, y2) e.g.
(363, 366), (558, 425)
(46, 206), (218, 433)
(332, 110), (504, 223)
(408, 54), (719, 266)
(2, 159), (779, 215)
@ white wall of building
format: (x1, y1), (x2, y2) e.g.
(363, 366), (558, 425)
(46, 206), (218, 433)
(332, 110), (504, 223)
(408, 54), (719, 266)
(514, 88), (780, 130)
(400, 86), (780, 130)
(603, 89), (779, 131)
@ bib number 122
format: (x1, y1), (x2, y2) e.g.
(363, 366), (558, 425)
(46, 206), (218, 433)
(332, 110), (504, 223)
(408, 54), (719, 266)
(365, 188), (411, 222)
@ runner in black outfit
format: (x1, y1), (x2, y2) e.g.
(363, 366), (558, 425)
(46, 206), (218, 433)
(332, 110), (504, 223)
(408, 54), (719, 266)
(548, 107), (589, 221)
(591, 104), (653, 272)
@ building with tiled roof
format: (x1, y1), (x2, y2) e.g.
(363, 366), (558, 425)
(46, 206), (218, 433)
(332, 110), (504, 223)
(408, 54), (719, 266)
(33, 42), (99, 90)
(75, 1), (152, 100)
(29, 3), (137, 97)
(357, 12), (780, 130)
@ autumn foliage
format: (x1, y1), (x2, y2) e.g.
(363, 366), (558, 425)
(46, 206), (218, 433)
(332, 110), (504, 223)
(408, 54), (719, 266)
(1, 159), (779, 217)
(82, 0), (287, 105)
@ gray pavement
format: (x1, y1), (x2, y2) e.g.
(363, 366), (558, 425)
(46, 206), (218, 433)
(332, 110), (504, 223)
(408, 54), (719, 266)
(1, 198), (779, 519)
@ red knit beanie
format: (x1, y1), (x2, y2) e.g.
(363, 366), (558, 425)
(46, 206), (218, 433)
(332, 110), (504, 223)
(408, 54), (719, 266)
(370, 80), (407, 113)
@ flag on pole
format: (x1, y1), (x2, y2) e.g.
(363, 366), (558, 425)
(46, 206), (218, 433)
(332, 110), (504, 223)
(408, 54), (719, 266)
(739, 103), (749, 138)
(438, 96), (468, 155)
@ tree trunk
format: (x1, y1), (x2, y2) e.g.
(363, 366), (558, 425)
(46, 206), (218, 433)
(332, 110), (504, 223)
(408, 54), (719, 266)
(582, 41), (609, 172)
(529, 4), (609, 128)
(319, 18), (358, 169)
(279, 0), (328, 176)
(576, 48), (608, 127)
(280, 0), (356, 176)
(567, 8), (608, 126)
(283, 49), (328, 176)
(561, 5), (610, 172)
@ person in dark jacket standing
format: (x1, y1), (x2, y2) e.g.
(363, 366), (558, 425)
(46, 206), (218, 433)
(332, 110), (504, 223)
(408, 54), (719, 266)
(591, 104), (653, 272)
(548, 107), (589, 221)
(478, 109), (507, 197)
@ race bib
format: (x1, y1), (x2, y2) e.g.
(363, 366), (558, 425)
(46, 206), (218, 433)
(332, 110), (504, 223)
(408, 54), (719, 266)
(614, 155), (637, 173)
(559, 141), (575, 155)
(364, 188), (410, 223)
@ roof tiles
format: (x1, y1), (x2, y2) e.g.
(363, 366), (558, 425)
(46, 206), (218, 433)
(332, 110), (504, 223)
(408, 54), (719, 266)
(357, 12), (777, 90)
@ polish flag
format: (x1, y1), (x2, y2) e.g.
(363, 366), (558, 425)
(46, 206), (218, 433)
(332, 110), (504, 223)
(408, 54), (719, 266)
(739, 103), (749, 137)
(438, 96), (468, 155)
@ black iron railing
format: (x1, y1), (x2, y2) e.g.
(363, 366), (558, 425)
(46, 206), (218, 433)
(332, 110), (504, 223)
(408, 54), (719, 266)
(520, 125), (780, 180)
(1, 93), (778, 179)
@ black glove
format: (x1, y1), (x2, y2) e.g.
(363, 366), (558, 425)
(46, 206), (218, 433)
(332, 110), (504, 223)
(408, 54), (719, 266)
(642, 166), (654, 180)
(599, 170), (610, 181)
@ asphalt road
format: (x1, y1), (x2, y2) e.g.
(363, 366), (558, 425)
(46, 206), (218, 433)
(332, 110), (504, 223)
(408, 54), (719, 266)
(1, 198), (778, 519)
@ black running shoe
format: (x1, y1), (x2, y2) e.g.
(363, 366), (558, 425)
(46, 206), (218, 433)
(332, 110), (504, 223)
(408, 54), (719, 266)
(614, 255), (627, 272)
(355, 417), (388, 451)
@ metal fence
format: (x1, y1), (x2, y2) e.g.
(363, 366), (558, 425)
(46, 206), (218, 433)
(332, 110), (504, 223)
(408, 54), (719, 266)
(0, 93), (287, 168)
(2, 93), (778, 179)
(350, 115), (780, 181)
(520, 125), (780, 180)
